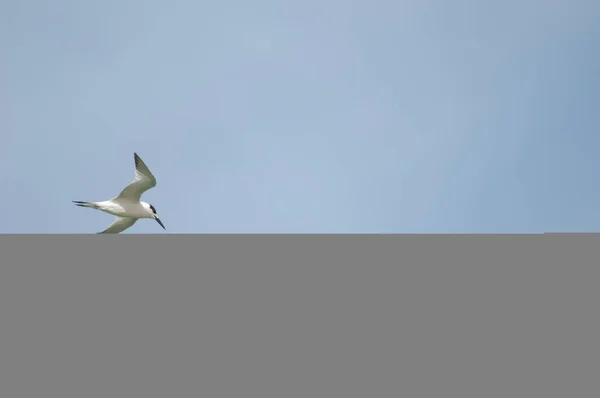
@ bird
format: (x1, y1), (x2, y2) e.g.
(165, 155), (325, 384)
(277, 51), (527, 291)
(73, 152), (166, 234)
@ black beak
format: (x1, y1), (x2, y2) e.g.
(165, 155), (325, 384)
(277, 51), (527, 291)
(155, 217), (166, 230)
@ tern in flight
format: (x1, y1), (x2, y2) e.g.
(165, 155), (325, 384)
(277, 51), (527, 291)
(73, 152), (166, 234)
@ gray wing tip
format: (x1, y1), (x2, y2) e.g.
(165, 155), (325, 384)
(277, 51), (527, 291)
(132, 152), (157, 185)
(134, 153), (148, 175)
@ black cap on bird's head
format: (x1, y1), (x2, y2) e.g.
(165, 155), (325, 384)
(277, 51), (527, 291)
(148, 204), (166, 230)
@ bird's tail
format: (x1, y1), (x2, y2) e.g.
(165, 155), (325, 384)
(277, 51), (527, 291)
(73, 201), (98, 209)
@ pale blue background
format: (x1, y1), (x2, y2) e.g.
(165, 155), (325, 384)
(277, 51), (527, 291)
(2, 0), (599, 233)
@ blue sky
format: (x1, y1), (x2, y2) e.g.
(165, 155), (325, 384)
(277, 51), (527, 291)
(2, 0), (599, 233)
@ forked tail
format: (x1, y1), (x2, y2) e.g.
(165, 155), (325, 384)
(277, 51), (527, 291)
(73, 201), (98, 209)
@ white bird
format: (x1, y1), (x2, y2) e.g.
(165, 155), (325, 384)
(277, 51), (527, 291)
(73, 152), (166, 234)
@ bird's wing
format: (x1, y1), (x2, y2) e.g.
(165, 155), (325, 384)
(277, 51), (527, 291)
(97, 217), (138, 234)
(115, 153), (157, 202)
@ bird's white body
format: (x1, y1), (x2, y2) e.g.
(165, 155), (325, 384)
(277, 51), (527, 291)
(94, 200), (154, 219)
(74, 153), (166, 234)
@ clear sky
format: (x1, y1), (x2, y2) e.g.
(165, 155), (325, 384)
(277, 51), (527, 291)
(2, 0), (599, 233)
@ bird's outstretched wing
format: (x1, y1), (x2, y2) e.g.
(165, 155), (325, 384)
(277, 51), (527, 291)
(97, 216), (138, 234)
(115, 153), (157, 202)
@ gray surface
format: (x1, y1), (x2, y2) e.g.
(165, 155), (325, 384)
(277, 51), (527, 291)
(0, 235), (598, 397)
